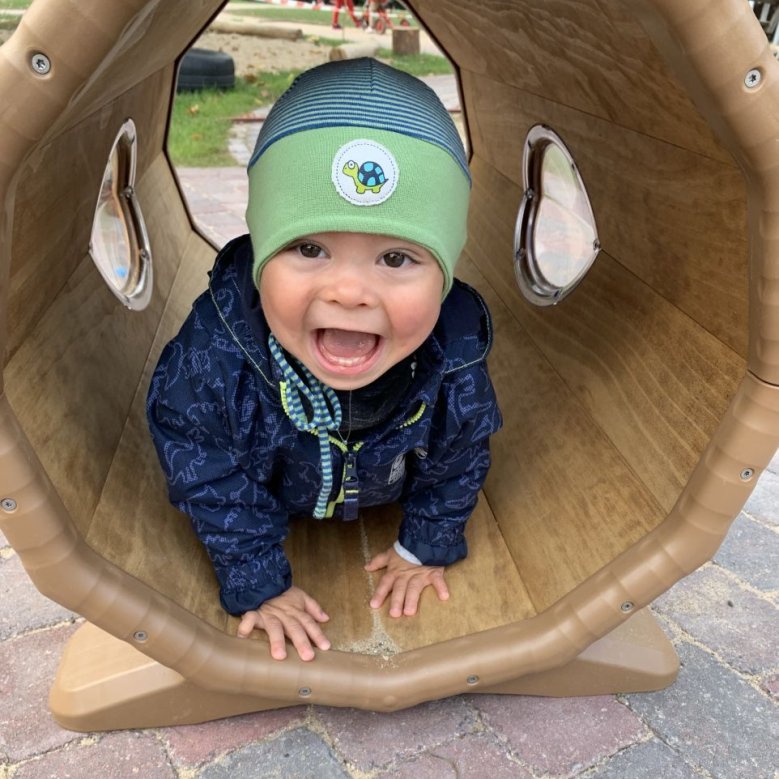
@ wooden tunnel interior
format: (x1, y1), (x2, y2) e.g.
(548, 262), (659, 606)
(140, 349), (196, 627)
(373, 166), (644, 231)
(0, 0), (764, 679)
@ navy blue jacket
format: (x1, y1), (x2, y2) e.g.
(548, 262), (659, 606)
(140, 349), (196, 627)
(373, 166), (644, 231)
(147, 235), (502, 615)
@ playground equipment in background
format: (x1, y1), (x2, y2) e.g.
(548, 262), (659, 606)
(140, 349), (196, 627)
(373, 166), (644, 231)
(360, 0), (411, 33)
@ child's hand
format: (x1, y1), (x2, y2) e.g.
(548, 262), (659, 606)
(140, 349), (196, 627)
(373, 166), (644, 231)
(237, 585), (330, 661)
(365, 546), (449, 617)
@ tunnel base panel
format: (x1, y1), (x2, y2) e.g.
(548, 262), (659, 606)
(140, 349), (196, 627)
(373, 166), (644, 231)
(50, 610), (678, 732)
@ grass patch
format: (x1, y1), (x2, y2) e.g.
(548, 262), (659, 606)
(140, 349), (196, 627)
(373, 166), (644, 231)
(310, 36), (346, 47)
(0, 0), (27, 31)
(226, 5), (338, 27)
(377, 49), (453, 76)
(168, 71), (299, 167)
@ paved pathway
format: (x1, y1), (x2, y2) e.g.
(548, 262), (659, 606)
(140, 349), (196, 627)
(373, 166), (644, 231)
(1, 167), (778, 776)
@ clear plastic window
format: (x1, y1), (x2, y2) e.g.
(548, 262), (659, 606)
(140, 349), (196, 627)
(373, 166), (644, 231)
(514, 125), (600, 306)
(89, 119), (152, 310)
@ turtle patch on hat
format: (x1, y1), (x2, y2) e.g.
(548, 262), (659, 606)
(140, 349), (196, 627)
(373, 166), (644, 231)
(332, 139), (399, 206)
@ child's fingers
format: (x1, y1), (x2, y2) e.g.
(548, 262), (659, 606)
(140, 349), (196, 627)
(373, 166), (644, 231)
(364, 550), (390, 572)
(282, 615), (332, 661)
(431, 570), (450, 602)
(369, 572), (395, 609)
(297, 613), (332, 652)
(302, 593), (330, 623)
(286, 627), (315, 661)
(388, 577), (409, 618)
(401, 577), (426, 616)
(237, 611), (260, 638)
(259, 614), (289, 660)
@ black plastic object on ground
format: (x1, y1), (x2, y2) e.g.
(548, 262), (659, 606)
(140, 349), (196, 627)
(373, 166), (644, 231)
(177, 48), (235, 92)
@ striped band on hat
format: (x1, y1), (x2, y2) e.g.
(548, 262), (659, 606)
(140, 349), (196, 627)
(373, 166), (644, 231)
(248, 58), (470, 183)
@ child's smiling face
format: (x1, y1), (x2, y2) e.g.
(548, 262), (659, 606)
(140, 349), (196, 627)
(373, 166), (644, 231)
(260, 231), (444, 390)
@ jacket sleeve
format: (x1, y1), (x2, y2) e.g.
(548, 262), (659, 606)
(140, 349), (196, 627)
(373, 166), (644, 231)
(398, 358), (502, 567)
(146, 316), (291, 615)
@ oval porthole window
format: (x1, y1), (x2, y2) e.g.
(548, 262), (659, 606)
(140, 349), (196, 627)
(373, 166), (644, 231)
(514, 125), (600, 306)
(89, 118), (153, 310)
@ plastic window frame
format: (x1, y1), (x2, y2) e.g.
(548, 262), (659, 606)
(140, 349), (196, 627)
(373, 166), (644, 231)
(513, 124), (600, 307)
(88, 118), (153, 311)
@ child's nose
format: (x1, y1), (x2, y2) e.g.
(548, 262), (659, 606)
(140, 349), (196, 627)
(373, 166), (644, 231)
(321, 265), (378, 308)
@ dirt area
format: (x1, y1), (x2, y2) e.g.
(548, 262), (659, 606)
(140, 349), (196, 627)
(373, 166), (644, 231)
(194, 30), (335, 76)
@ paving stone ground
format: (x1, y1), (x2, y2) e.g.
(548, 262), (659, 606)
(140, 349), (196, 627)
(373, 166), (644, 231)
(1, 161), (777, 778)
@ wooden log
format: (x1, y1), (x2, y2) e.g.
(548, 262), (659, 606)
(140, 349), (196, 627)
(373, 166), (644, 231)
(392, 27), (420, 56)
(329, 41), (381, 61)
(210, 14), (302, 40)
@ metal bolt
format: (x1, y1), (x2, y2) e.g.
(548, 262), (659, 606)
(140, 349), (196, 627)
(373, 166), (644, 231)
(526, 188), (535, 201)
(133, 630), (148, 642)
(298, 687), (312, 698)
(593, 239), (601, 251)
(466, 674), (479, 685)
(620, 601), (634, 613)
(30, 52), (51, 75)
(1, 498), (17, 512)
(745, 68), (762, 88)
(740, 468), (755, 481)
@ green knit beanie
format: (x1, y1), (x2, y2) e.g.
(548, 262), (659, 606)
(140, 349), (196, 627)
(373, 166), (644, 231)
(245, 58), (471, 297)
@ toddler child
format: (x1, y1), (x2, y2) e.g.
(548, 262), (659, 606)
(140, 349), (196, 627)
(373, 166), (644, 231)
(147, 58), (502, 661)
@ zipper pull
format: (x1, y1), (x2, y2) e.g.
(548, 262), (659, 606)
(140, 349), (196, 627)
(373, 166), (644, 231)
(342, 451), (360, 521)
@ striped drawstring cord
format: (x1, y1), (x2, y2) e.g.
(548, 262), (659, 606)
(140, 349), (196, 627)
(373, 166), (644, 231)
(268, 333), (342, 518)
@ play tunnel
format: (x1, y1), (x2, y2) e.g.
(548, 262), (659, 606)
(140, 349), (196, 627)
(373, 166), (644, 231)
(2, 0), (779, 730)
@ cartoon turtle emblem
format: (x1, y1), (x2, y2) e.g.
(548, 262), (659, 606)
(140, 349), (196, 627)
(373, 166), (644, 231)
(342, 159), (387, 195)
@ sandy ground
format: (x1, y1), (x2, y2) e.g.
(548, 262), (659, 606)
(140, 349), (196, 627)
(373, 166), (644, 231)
(194, 29), (336, 76)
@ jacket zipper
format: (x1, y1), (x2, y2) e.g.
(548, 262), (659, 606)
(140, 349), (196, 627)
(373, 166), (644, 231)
(325, 438), (363, 520)
(319, 400), (428, 520)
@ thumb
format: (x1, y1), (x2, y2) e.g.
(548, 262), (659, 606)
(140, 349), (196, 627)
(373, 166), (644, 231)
(364, 549), (391, 571)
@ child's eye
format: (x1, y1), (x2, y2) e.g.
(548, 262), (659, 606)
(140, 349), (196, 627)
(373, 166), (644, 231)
(296, 242), (325, 259)
(380, 251), (415, 268)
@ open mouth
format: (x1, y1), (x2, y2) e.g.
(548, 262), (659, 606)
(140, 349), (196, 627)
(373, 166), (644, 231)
(314, 328), (383, 374)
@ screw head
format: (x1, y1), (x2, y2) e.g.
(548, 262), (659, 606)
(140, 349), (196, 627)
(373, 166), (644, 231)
(620, 601), (634, 613)
(466, 674), (479, 685)
(298, 687), (312, 698)
(745, 68), (762, 88)
(133, 630), (148, 642)
(30, 52), (51, 75)
(1, 498), (17, 512)
(740, 468), (755, 481)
